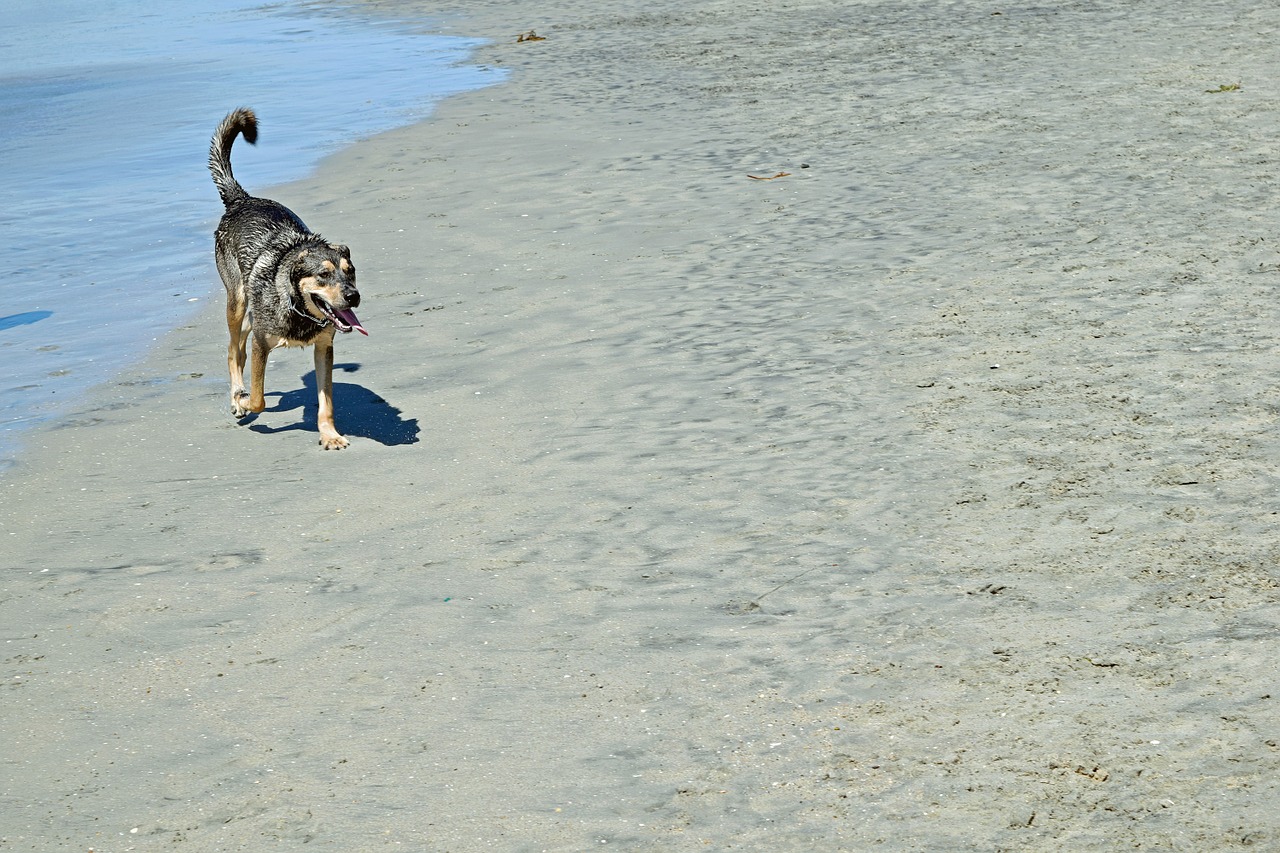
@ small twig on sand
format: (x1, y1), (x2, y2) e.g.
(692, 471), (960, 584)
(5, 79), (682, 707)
(753, 566), (820, 604)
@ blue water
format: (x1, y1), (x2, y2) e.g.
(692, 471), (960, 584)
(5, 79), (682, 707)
(0, 0), (502, 468)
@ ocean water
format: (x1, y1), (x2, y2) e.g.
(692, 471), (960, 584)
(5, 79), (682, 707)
(0, 0), (502, 468)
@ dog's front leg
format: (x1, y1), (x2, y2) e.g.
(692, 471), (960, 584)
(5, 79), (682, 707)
(314, 334), (348, 450)
(226, 294), (252, 417)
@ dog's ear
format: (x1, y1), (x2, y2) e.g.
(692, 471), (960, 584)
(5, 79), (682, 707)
(328, 243), (351, 260)
(287, 249), (312, 283)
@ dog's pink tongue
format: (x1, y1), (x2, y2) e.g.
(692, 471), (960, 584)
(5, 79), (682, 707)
(338, 308), (368, 336)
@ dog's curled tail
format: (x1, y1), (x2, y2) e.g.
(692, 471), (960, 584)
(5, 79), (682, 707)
(208, 107), (258, 208)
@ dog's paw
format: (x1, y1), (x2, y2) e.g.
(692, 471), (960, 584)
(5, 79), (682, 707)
(230, 392), (252, 418)
(319, 433), (350, 450)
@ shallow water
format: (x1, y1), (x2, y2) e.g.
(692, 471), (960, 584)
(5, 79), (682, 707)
(0, 0), (502, 468)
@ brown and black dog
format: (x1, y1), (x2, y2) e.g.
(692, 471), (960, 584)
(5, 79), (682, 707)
(208, 107), (367, 449)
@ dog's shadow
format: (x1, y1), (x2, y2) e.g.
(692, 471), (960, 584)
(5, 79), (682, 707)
(246, 363), (420, 446)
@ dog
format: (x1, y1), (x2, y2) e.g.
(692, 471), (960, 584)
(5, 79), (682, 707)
(208, 107), (367, 450)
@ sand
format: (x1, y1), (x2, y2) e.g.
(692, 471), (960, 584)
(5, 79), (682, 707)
(5, 0), (1280, 849)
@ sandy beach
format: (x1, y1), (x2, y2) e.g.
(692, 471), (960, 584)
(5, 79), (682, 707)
(6, 0), (1280, 849)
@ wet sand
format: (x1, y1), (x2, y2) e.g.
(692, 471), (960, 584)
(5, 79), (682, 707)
(5, 1), (1280, 849)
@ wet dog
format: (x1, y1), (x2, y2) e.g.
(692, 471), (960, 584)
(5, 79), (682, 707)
(209, 107), (367, 449)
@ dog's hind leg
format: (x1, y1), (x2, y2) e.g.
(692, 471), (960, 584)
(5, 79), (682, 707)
(313, 332), (348, 450)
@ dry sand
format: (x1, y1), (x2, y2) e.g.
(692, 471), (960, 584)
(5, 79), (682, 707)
(5, 0), (1280, 849)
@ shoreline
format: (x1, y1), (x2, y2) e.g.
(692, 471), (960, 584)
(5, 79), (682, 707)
(5, 1), (1280, 849)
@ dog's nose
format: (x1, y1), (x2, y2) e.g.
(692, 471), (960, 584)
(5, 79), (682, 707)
(343, 289), (361, 308)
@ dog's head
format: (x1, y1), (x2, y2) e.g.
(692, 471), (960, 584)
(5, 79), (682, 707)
(291, 243), (366, 335)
